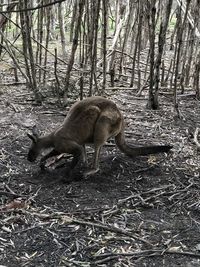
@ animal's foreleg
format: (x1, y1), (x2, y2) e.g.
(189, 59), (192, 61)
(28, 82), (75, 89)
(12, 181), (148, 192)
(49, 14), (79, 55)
(82, 144), (88, 166)
(40, 149), (59, 170)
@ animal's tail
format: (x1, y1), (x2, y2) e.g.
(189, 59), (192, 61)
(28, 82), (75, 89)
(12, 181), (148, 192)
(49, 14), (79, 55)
(115, 130), (172, 157)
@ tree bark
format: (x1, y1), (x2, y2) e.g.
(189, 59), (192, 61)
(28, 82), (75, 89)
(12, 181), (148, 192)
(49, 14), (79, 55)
(58, 2), (67, 58)
(64, 0), (85, 98)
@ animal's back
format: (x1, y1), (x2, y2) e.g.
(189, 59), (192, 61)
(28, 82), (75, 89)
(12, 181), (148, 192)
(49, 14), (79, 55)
(68, 96), (118, 113)
(57, 96), (122, 145)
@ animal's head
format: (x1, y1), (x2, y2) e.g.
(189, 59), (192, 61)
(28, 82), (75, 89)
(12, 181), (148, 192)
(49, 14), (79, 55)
(27, 126), (41, 162)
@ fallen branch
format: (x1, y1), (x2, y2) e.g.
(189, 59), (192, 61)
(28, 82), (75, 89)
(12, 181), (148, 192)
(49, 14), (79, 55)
(103, 184), (174, 217)
(19, 210), (153, 246)
(0, 82), (26, 86)
(194, 127), (200, 149)
(94, 249), (200, 264)
(66, 217), (153, 246)
(0, 190), (22, 198)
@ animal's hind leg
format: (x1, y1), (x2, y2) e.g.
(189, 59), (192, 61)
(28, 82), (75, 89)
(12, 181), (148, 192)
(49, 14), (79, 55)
(84, 117), (111, 177)
(84, 145), (102, 177)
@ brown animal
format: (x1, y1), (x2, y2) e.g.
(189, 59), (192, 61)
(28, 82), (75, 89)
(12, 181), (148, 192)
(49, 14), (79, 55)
(27, 96), (172, 177)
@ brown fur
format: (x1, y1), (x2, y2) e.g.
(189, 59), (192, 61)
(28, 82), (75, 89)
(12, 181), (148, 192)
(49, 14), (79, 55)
(27, 96), (172, 177)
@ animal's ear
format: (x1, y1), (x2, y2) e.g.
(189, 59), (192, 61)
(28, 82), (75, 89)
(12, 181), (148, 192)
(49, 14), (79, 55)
(27, 133), (37, 143)
(32, 125), (39, 137)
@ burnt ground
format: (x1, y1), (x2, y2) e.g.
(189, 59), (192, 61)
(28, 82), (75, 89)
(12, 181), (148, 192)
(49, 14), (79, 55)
(1, 85), (200, 267)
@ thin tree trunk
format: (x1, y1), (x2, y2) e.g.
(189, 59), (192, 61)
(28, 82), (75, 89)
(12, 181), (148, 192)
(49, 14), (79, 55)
(70, 0), (77, 42)
(64, 0), (85, 97)
(0, 1), (17, 56)
(58, 2), (67, 58)
(102, 0), (108, 93)
(19, 0), (41, 103)
(148, 0), (173, 109)
(146, 0), (156, 109)
(89, 0), (101, 96)
(43, 3), (51, 85)
(194, 52), (200, 100)
(173, 1), (190, 117)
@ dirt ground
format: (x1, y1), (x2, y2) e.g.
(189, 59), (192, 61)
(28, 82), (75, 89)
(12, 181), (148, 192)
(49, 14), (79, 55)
(1, 85), (200, 267)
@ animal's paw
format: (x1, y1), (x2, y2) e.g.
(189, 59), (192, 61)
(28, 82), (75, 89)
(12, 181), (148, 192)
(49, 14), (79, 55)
(82, 159), (88, 167)
(39, 162), (46, 171)
(83, 168), (99, 178)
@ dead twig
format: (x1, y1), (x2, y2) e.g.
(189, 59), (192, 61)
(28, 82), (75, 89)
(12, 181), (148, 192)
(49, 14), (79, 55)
(103, 184), (174, 217)
(93, 249), (200, 264)
(0, 190), (22, 198)
(18, 210), (153, 246)
(67, 217), (153, 246)
(194, 127), (200, 149)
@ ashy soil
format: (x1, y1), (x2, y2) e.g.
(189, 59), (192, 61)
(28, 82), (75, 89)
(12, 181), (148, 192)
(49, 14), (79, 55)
(1, 85), (200, 267)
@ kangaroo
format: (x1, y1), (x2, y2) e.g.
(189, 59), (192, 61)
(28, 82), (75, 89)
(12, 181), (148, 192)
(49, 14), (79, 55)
(27, 96), (172, 177)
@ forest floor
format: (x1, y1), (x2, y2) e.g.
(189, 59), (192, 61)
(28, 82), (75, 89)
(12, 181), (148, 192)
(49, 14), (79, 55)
(1, 84), (200, 267)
